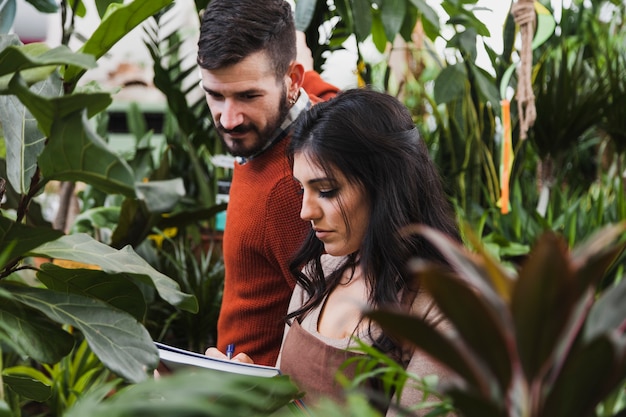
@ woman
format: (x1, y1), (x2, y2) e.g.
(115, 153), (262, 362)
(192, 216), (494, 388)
(209, 88), (460, 415)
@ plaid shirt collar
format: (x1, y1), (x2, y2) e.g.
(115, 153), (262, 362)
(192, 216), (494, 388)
(236, 88), (311, 165)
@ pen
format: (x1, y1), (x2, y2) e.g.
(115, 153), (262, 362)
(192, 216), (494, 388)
(226, 343), (235, 360)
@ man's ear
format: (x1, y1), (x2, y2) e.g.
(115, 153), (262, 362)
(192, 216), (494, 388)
(287, 61), (305, 96)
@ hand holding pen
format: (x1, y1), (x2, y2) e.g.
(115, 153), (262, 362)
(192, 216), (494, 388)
(205, 344), (254, 364)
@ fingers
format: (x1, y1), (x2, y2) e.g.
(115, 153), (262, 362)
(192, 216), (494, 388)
(231, 352), (254, 364)
(205, 346), (228, 359)
(204, 347), (255, 364)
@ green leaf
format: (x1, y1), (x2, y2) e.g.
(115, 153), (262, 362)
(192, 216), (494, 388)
(64, 0), (174, 85)
(0, 216), (63, 268)
(37, 263), (147, 321)
(0, 42), (95, 80)
(0, 400), (13, 417)
(2, 374), (52, 402)
(584, 271), (626, 342)
(8, 285), (158, 383)
(0, 74), (61, 194)
(135, 179), (186, 213)
(64, 371), (300, 417)
(351, 0), (372, 42)
(8, 72), (111, 135)
(38, 111), (136, 196)
(95, 0), (123, 18)
(408, 0), (440, 38)
(24, 0), (58, 13)
(380, 0), (405, 44)
(28, 233), (198, 313)
(0, 288), (75, 363)
(370, 12), (387, 53)
(434, 64), (467, 104)
(294, 0), (317, 31)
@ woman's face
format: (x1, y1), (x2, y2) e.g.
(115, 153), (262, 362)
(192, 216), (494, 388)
(293, 152), (370, 257)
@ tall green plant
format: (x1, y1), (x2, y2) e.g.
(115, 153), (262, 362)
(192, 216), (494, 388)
(0, 1), (207, 414)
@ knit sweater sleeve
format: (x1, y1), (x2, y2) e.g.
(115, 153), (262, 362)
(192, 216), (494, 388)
(262, 175), (310, 289)
(302, 70), (340, 102)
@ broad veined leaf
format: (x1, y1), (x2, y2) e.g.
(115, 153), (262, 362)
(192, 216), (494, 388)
(0, 1), (16, 35)
(38, 111), (136, 197)
(9, 73), (112, 137)
(63, 0), (174, 84)
(28, 233), (198, 312)
(0, 216), (63, 268)
(0, 287), (74, 363)
(8, 285), (158, 383)
(0, 73), (61, 194)
(37, 263), (147, 321)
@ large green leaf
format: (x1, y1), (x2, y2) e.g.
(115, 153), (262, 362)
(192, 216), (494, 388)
(0, 288), (74, 363)
(0, 41), (94, 84)
(9, 72), (112, 137)
(8, 285), (158, 383)
(37, 111), (136, 196)
(63, 0), (174, 85)
(37, 263), (147, 321)
(64, 370), (300, 417)
(0, 216), (63, 268)
(0, 74), (61, 194)
(28, 233), (198, 313)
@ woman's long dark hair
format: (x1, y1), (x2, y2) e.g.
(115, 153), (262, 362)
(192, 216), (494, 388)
(287, 88), (461, 361)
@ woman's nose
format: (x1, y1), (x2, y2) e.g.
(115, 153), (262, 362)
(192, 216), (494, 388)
(300, 192), (321, 221)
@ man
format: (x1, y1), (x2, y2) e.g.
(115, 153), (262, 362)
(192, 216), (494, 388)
(197, 0), (339, 366)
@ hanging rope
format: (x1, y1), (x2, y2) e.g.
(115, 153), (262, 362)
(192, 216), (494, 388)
(511, 0), (537, 140)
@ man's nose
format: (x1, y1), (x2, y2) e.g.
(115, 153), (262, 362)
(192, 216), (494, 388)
(219, 99), (244, 130)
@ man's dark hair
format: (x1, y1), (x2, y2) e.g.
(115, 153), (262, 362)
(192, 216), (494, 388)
(197, 0), (297, 80)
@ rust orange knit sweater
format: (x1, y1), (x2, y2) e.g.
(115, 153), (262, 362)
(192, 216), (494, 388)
(216, 71), (338, 366)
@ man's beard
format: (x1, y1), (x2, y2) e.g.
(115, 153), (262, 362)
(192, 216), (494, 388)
(216, 93), (291, 158)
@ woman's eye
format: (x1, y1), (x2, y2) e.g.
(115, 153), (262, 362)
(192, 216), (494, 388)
(319, 189), (338, 198)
